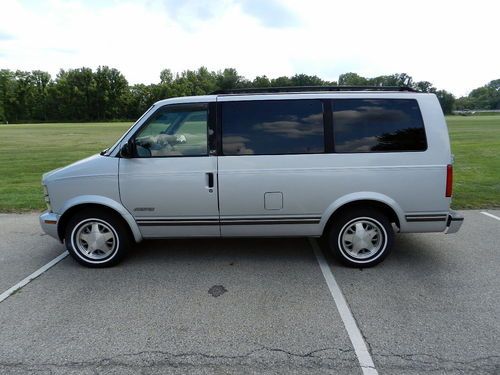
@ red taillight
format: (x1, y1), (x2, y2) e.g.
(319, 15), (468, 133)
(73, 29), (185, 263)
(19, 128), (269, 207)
(445, 164), (453, 197)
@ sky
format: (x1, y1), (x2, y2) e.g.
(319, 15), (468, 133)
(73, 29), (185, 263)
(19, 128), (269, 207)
(0, 0), (498, 97)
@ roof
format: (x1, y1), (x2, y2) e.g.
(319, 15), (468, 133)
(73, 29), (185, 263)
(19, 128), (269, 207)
(153, 86), (423, 106)
(211, 86), (419, 95)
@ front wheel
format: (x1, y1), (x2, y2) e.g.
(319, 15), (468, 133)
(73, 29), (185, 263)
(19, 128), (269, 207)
(65, 209), (130, 267)
(328, 208), (394, 267)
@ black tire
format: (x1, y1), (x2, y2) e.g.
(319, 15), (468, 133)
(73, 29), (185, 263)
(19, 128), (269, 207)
(65, 209), (130, 268)
(328, 208), (394, 268)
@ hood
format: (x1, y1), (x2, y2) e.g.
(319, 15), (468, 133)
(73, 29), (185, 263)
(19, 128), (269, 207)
(42, 154), (117, 184)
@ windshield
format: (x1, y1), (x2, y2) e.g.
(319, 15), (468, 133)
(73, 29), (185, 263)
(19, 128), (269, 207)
(103, 105), (156, 156)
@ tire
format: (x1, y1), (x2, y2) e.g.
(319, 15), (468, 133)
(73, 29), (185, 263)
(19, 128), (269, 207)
(65, 209), (130, 267)
(328, 208), (394, 268)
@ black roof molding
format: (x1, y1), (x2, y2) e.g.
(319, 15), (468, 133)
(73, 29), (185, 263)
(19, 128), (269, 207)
(211, 86), (420, 95)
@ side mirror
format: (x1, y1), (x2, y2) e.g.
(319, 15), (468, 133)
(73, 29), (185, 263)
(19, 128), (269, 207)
(120, 139), (136, 158)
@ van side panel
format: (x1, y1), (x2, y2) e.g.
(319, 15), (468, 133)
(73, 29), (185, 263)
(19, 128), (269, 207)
(217, 93), (452, 236)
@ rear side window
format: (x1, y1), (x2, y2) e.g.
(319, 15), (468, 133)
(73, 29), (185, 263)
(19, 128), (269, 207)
(221, 100), (324, 155)
(332, 99), (427, 152)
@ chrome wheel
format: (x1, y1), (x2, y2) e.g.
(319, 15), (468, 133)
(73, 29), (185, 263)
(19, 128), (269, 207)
(73, 219), (118, 260)
(339, 218), (386, 260)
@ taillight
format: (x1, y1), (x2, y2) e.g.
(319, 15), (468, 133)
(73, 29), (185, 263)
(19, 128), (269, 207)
(445, 164), (453, 197)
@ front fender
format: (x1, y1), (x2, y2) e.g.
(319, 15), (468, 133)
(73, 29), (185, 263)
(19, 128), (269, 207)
(59, 195), (143, 242)
(319, 192), (405, 232)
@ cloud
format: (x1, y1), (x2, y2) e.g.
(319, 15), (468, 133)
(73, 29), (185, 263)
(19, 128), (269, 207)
(255, 113), (324, 139)
(160, 0), (299, 29)
(162, 0), (220, 23)
(0, 30), (14, 40)
(221, 136), (255, 155)
(335, 136), (379, 153)
(238, 0), (300, 28)
(44, 47), (77, 55)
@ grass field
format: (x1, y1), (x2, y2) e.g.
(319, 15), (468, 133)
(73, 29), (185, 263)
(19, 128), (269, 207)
(446, 115), (500, 208)
(0, 122), (132, 212)
(0, 116), (499, 212)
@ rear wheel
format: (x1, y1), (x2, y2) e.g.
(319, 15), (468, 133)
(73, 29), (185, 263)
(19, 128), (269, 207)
(328, 208), (394, 267)
(65, 209), (130, 267)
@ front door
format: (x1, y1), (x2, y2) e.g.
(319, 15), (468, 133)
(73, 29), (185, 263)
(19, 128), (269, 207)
(119, 103), (219, 238)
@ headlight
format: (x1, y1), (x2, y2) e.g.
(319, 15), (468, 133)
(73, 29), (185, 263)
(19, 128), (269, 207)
(42, 185), (51, 211)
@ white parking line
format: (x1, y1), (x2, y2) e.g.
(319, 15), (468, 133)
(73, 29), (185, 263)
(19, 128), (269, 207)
(0, 251), (68, 303)
(481, 211), (500, 221)
(310, 239), (378, 375)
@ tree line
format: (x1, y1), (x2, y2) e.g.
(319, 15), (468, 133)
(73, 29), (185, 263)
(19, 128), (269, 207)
(454, 79), (500, 111)
(0, 66), (498, 123)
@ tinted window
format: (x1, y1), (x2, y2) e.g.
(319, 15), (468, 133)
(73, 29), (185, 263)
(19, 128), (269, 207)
(222, 100), (324, 155)
(332, 99), (427, 152)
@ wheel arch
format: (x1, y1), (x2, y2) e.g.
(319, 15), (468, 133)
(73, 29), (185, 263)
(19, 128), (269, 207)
(320, 192), (404, 237)
(57, 196), (142, 243)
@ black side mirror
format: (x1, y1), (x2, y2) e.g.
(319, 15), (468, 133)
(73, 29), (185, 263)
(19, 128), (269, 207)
(120, 139), (136, 158)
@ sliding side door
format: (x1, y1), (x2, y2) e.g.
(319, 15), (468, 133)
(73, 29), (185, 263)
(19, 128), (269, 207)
(217, 98), (329, 237)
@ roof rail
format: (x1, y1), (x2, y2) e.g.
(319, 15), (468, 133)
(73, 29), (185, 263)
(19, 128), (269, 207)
(211, 86), (419, 95)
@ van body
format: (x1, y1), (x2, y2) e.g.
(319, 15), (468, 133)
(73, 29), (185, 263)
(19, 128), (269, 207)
(40, 88), (463, 267)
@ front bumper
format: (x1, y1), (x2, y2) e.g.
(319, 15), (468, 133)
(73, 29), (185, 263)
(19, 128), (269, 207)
(445, 210), (464, 234)
(39, 211), (60, 240)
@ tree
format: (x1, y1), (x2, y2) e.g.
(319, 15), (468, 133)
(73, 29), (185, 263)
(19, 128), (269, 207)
(12, 70), (35, 122)
(0, 65), (495, 122)
(160, 69), (174, 85)
(486, 79), (500, 92)
(50, 68), (96, 121)
(435, 90), (455, 114)
(454, 96), (474, 110)
(270, 76), (292, 87)
(252, 75), (271, 87)
(215, 68), (244, 90)
(123, 83), (157, 119)
(370, 73), (413, 87)
(338, 73), (368, 86)
(290, 74), (324, 86)
(30, 70), (51, 121)
(0, 69), (17, 123)
(414, 81), (435, 93)
(455, 79), (500, 110)
(94, 66), (128, 120)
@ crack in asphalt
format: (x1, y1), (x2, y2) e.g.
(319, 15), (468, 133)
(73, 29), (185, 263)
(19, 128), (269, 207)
(339, 302), (499, 373)
(372, 352), (499, 373)
(0, 345), (358, 373)
(354, 322), (498, 373)
(5, 351), (497, 374)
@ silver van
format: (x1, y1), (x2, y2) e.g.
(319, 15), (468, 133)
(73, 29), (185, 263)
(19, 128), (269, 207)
(40, 87), (463, 267)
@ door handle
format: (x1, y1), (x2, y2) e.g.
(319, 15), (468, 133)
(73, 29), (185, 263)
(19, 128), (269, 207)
(206, 172), (214, 188)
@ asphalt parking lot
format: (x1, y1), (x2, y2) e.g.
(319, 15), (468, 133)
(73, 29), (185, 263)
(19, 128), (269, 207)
(0, 211), (498, 374)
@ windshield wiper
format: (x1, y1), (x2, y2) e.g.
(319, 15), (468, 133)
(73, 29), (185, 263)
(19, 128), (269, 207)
(99, 148), (109, 156)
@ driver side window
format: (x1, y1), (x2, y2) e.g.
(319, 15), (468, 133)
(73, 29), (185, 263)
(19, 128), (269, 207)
(134, 106), (208, 157)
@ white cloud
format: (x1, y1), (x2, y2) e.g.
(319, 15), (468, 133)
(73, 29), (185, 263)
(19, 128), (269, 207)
(0, 0), (498, 96)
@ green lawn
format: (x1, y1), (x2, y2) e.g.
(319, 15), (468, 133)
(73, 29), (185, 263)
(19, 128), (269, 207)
(0, 122), (132, 212)
(0, 117), (498, 212)
(446, 115), (500, 209)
